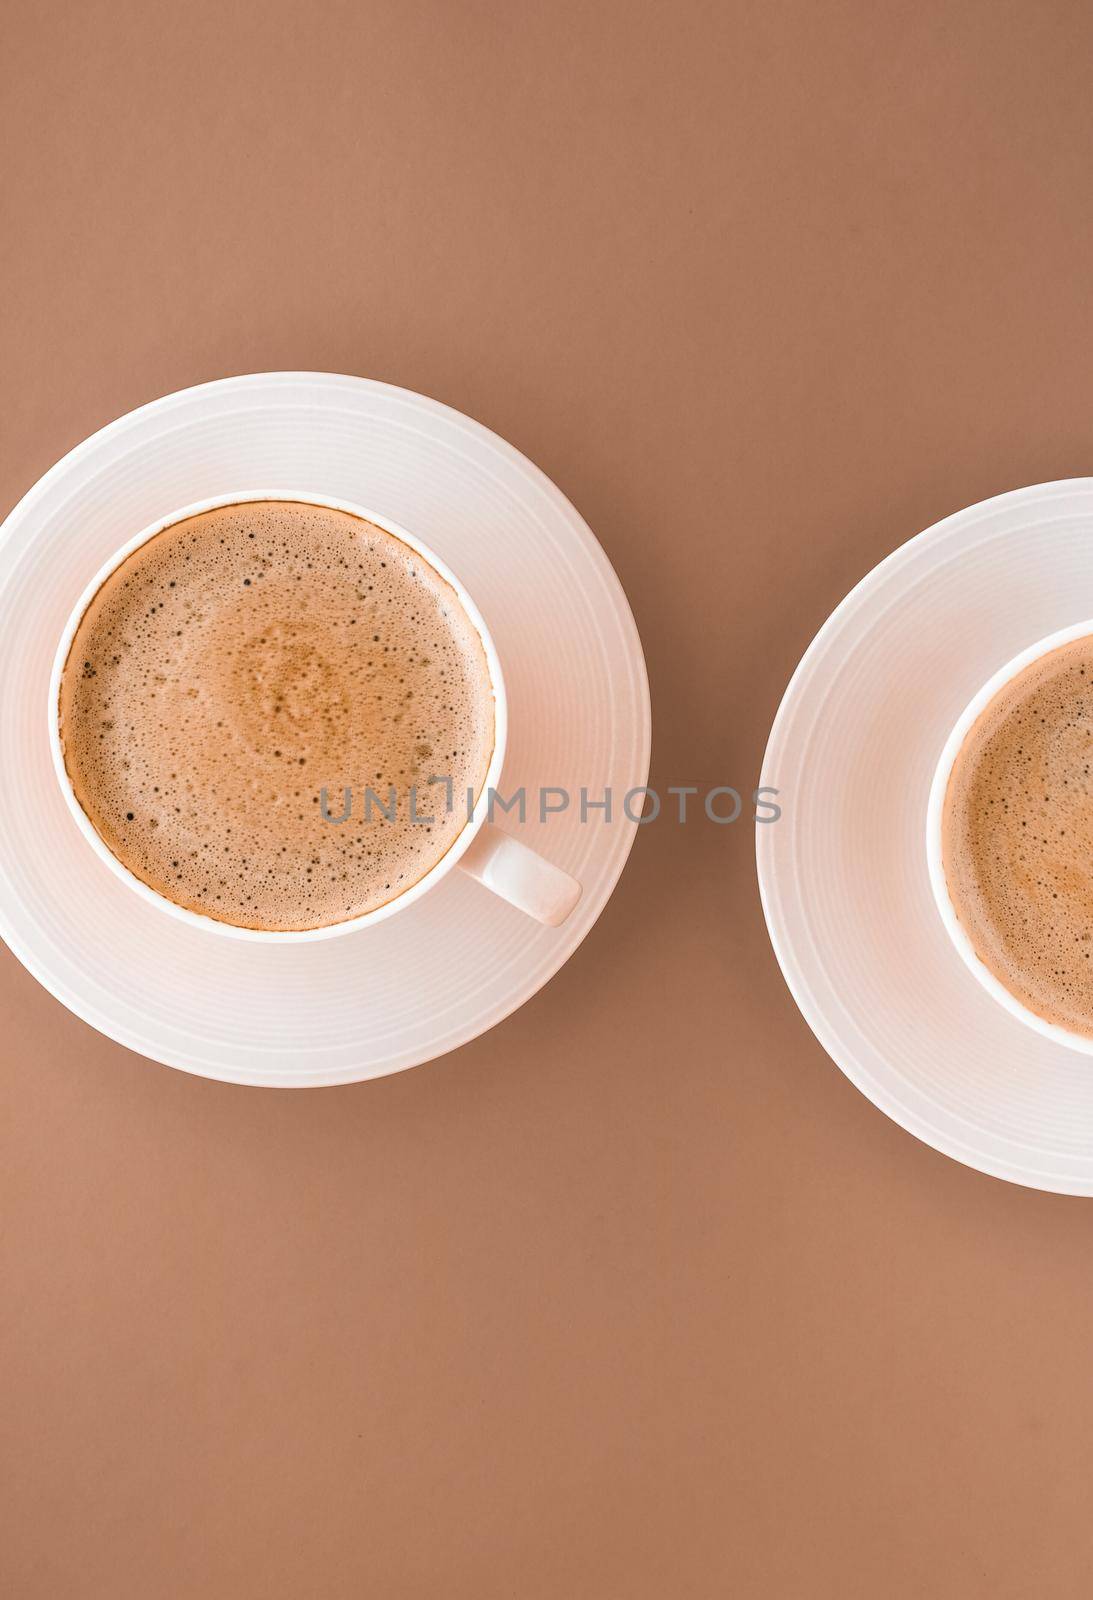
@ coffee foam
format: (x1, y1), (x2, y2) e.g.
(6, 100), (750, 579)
(58, 501), (495, 931)
(942, 634), (1093, 1036)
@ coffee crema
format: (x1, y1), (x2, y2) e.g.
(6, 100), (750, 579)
(58, 501), (495, 931)
(942, 634), (1093, 1036)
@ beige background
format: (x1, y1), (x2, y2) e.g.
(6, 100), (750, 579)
(5, 2), (1093, 1595)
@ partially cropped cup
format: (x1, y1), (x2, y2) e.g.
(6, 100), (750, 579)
(926, 618), (1093, 1054)
(49, 491), (582, 941)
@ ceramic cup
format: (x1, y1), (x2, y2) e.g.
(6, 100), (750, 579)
(49, 491), (582, 941)
(926, 617), (1093, 1054)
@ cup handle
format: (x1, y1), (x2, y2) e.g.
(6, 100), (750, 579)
(457, 822), (582, 926)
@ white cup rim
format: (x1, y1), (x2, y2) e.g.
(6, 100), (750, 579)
(48, 490), (508, 942)
(926, 616), (1093, 1052)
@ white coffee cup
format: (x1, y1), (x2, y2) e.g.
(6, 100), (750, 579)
(49, 491), (582, 940)
(926, 618), (1093, 1053)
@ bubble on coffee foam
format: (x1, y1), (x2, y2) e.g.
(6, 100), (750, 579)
(58, 501), (494, 930)
(942, 636), (1093, 1034)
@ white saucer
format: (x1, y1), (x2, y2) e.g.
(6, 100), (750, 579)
(758, 480), (1093, 1195)
(0, 374), (650, 1086)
